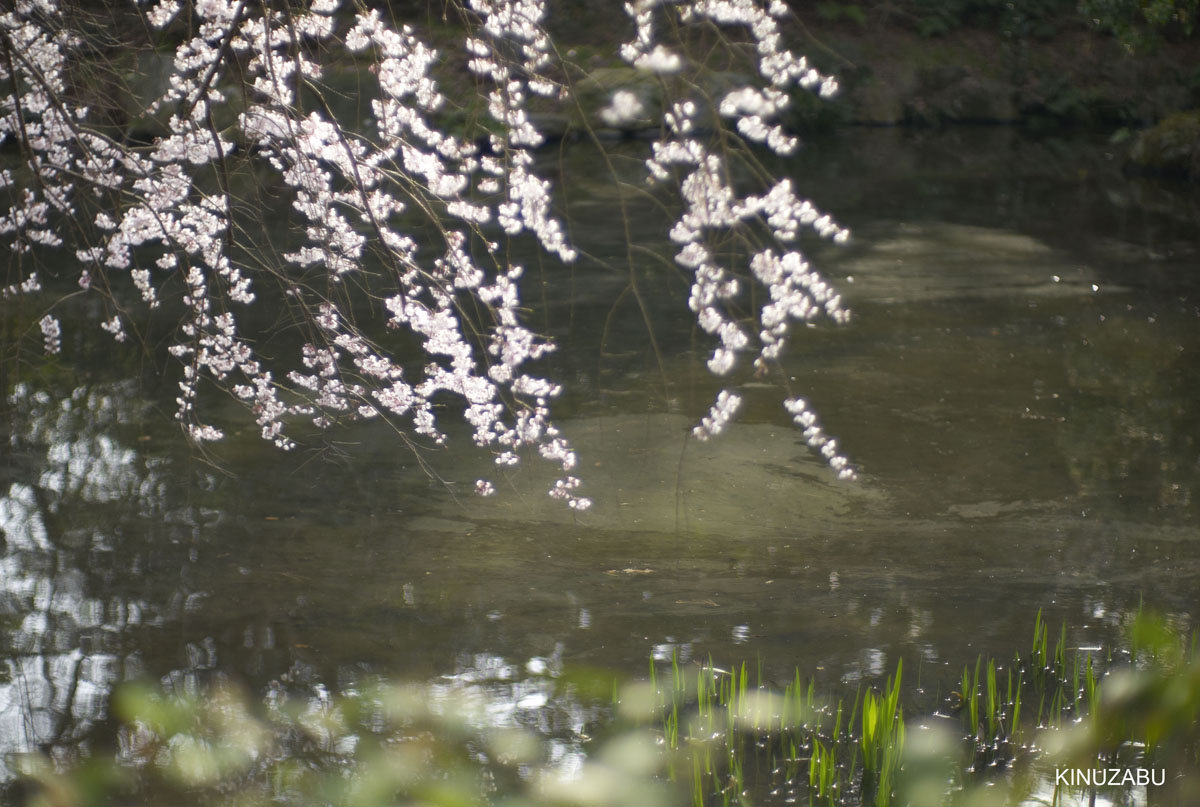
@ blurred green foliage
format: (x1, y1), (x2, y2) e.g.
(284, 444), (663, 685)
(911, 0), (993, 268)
(1080, 0), (1199, 50)
(14, 678), (674, 807)
(1130, 109), (1200, 178)
(807, 0), (1074, 37)
(906, 0), (1068, 37)
(11, 609), (1200, 807)
(822, 0), (1196, 46)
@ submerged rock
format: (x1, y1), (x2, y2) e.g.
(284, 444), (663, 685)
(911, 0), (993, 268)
(431, 414), (880, 536)
(830, 221), (1103, 304)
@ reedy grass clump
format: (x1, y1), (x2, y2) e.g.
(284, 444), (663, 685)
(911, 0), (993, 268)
(644, 608), (1200, 806)
(647, 654), (904, 806)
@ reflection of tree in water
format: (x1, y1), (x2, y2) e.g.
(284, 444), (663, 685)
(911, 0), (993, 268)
(0, 379), (604, 793)
(0, 381), (178, 777)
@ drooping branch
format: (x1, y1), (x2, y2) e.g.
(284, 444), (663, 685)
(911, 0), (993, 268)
(1, 0), (858, 508)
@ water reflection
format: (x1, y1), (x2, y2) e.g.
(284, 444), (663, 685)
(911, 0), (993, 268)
(0, 131), (1198, 804)
(0, 382), (164, 777)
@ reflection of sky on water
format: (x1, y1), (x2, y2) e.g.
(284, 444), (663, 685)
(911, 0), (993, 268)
(0, 383), (162, 778)
(431, 648), (599, 780)
(1025, 778), (1155, 807)
(0, 375), (606, 784)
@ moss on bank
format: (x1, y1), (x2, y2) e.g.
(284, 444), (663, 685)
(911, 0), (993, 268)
(1130, 109), (1200, 179)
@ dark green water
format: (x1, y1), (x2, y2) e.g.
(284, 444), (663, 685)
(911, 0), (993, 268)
(1, 128), (1198, 784)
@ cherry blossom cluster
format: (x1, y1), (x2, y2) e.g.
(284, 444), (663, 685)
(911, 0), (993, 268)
(3, 0), (857, 501)
(88, 0), (297, 447)
(39, 314), (61, 355)
(693, 390), (742, 441)
(337, 1), (587, 507)
(464, 0), (577, 261)
(626, 0), (855, 477)
(620, 1), (685, 73)
(1, 0), (591, 508)
(785, 397), (854, 480)
(0, 3), (85, 258)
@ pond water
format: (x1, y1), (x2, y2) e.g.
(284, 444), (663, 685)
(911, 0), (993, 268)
(1, 127), (1198, 792)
